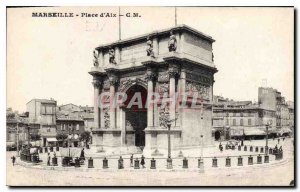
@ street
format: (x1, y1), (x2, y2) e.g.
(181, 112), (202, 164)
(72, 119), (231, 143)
(6, 138), (294, 186)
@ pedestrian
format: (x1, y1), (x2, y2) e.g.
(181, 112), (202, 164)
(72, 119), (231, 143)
(80, 148), (85, 161)
(141, 155), (145, 168)
(47, 153), (51, 166)
(130, 154), (134, 167)
(53, 151), (56, 158)
(283, 137), (285, 141)
(11, 156), (16, 166)
(278, 138), (280, 144)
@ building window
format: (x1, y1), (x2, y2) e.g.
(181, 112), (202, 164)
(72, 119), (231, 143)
(63, 124), (65, 130)
(233, 113), (236, 117)
(240, 113), (243, 117)
(76, 124), (79, 130)
(233, 119), (236, 126)
(240, 119), (243, 126)
(47, 128), (50, 132)
(248, 119), (252, 126)
(60, 124), (63, 130)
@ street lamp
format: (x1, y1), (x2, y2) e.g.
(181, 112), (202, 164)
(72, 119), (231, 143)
(199, 134), (204, 173)
(159, 109), (176, 169)
(27, 126), (30, 147)
(265, 120), (272, 155)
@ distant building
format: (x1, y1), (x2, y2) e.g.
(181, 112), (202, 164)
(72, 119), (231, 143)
(26, 98), (57, 146)
(213, 87), (293, 141)
(56, 117), (85, 147)
(212, 96), (276, 141)
(259, 87), (293, 136)
(6, 108), (28, 145)
(57, 104), (94, 131)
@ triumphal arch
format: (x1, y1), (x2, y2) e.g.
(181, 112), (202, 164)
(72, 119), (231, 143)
(89, 25), (218, 155)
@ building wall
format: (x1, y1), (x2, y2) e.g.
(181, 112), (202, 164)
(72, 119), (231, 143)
(258, 87), (277, 111)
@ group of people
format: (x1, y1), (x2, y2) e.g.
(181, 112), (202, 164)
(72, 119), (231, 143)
(130, 154), (146, 168)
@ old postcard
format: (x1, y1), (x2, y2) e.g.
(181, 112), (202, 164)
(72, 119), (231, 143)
(6, 6), (294, 186)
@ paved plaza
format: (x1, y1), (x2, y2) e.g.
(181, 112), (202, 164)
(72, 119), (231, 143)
(6, 138), (294, 186)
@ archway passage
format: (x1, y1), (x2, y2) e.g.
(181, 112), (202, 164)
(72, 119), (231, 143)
(124, 84), (147, 147)
(215, 131), (221, 141)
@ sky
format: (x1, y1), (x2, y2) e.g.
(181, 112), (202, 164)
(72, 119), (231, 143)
(7, 7), (294, 112)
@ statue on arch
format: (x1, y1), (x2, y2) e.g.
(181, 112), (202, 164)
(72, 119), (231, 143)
(108, 48), (116, 64)
(168, 30), (177, 52)
(146, 36), (154, 57)
(93, 49), (99, 67)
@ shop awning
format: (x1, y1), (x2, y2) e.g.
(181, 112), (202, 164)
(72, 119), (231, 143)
(47, 138), (57, 142)
(244, 129), (266, 136)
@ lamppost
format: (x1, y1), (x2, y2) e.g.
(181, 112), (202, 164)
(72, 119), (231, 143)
(160, 109), (175, 169)
(265, 120), (272, 155)
(27, 125), (30, 147)
(16, 121), (19, 157)
(199, 134), (204, 173)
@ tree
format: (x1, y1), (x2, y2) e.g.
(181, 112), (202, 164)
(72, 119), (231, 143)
(56, 133), (68, 141)
(79, 131), (91, 146)
(30, 134), (41, 141)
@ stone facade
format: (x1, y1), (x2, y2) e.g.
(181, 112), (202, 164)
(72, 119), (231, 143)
(89, 25), (218, 155)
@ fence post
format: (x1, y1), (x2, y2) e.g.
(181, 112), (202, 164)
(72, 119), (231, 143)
(134, 158), (140, 169)
(237, 156), (243, 166)
(248, 155), (253, 165)
(182, 157), (188, 169)
(167, 157), (173, 169)
(75, 157), (80, 167)
(52, 156), (58, 166)
(257, 155), (262, 164)
(264, 155), (269, 163)
(103, 157), (108, 169)
(225, 157), (231, 167)
(88, 157), (94, 168)
(212, 157), (218, 167)
(150, 158), (156, 169)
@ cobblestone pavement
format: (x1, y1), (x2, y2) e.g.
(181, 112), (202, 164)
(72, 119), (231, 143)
(6, 138), (294, 186)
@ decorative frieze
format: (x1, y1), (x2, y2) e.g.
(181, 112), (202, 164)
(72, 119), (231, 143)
(103, 108), (110, 128)
(186, 72), (212, 86)
(158, 71), (169, 82)
(185, 81), (210, 100)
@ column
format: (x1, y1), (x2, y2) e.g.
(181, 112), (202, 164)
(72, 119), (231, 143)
(169, 66), (179, 127)
(115, 47), (121, 64)
(99, 50), (104, 66)
(179, 69), (186, 127)
(153, 37), (159, 56)
(109, 83), (116, 129)
(146, 70), (155, 128)
(109, 73), (118, 129)
(92, 77), (101, 129)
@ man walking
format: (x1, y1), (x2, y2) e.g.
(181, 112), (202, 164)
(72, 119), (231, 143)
(11, 156), (16, 166)
(141, 155), (145, 168)
(47, 153), (51, 166)
(130, 154), (134, 167)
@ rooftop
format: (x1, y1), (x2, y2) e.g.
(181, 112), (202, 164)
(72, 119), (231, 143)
(96, 24), (215, 50)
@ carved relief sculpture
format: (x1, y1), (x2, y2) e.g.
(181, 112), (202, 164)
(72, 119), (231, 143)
(185, 81), (210, 100)
(168, 30), (177, 52)
(146, 36), (155, 57)
(108, 48), (116, 64)
(103, 108), (110, 128)
(93, 49), (99, 67)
